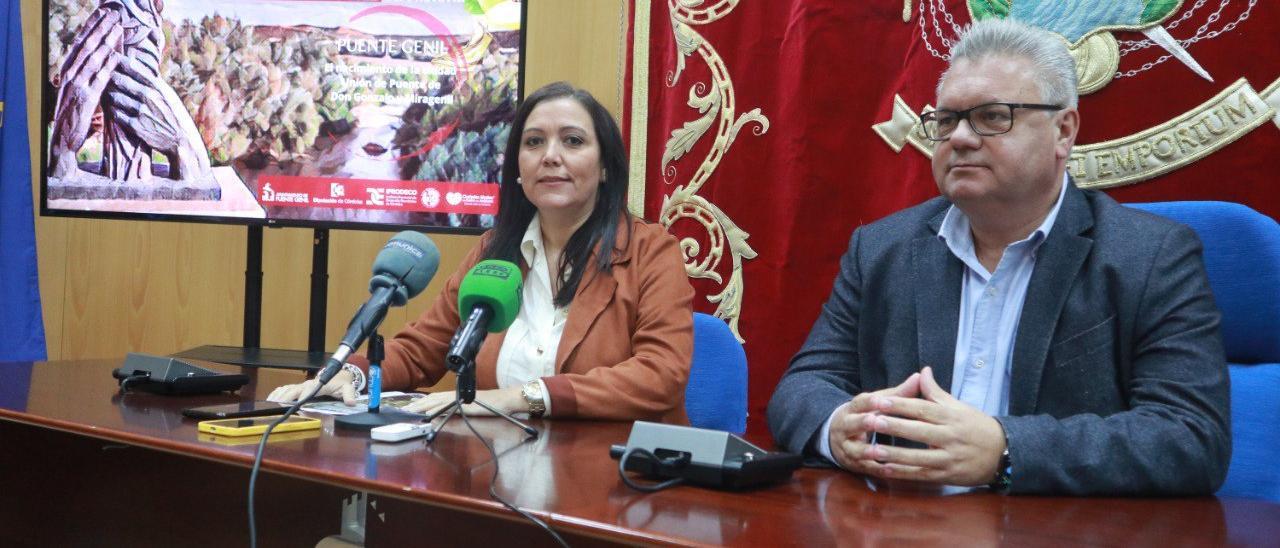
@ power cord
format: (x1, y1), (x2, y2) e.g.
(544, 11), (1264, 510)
(117, 373), (149, 394)
(246, 389), (569, 548)
(247, 385), (320, 548)
(459, 411), (570, 548)
(618, 447), (687, 492)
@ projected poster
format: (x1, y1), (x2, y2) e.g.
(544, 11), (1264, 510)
(44, 0), (522, 230)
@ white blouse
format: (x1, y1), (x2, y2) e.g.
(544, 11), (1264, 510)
(493, 214), (567, 415)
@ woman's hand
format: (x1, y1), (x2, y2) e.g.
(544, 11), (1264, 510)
(402, 388), (528, 417)
(266, 370), (359, 406)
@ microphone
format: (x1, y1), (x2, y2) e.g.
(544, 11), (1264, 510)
(316, 231), (441, 385)
(446, 260), (523, 371)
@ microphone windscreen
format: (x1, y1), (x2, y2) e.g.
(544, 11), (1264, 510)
(457, 260), (523, 333)
(371, 231), (441, 305)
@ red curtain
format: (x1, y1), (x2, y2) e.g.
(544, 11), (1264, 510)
(627, 1), (1280, 436)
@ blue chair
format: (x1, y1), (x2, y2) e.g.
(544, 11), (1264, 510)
(685, 313), (748, 433)
(1126, 201), (1280, 502)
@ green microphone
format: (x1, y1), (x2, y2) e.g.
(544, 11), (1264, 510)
(446, 260), (523, 370)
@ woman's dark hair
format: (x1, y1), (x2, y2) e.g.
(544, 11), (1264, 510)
(482, 81), (632, 307)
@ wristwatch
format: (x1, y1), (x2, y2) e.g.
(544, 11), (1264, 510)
(340, 363), (367, 393)
(989, 446), (1012, 494)
(521, 381), (546, 418)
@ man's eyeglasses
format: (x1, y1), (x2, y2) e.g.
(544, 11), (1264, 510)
(919, 102), (1063, 141)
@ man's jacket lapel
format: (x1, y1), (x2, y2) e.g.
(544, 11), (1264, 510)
(1009, 182), (1094, 415)
(913, 209), (963, 393)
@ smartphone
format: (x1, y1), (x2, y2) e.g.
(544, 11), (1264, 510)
(198, 430), (320, 446)
(197, 416), (322, 437)
(182, 401), (291, 420)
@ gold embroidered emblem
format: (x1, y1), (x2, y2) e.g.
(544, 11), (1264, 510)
(872, 94), (933, 157)
(968, 0), (1193, 94)
(631, 0), (768, 342)
(1072, 78), (1279, 189)
(873, 77), (1280, 189)
(907, 2), (1261, 94)
(882, 3), (1272, 189)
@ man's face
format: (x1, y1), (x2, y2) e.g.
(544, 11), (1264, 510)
(931, 55), (1077, 214)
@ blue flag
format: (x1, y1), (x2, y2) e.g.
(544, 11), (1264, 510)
(0, 1), (47, 362)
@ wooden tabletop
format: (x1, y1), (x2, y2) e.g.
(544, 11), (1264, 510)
(1, 358), (1276, 547)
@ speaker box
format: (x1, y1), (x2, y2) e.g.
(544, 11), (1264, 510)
(610, 421), (802, 489)
(111, 353), (249, 395)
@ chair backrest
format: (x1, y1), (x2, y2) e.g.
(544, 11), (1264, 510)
(1126, 201), (1280, 363)
(1126, 201), (1280, 502)
(685, 313), (748, 434)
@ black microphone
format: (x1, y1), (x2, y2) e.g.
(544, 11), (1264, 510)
(315, 232), (440, 385)
(445, 260), (523, 371)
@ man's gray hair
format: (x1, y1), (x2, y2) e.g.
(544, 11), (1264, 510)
(939, 18), (1079, 109)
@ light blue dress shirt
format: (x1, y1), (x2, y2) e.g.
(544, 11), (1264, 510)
(938, 176), (1065, 417)
(817, 174), (1068, 464)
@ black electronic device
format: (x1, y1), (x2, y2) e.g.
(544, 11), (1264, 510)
(172, 345), (330, 371)
(111, 353), (249, 395)
(611, 421), (803, 490)
(182, 401), (292, 420)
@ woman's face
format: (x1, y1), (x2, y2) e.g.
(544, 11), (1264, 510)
(517, 97), (604, 223)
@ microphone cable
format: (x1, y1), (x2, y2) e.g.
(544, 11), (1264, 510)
(459, 411), (570, 548)
(246, 383), (323, 548)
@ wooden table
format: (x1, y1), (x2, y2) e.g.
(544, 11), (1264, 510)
(1, 358), (1276, 547)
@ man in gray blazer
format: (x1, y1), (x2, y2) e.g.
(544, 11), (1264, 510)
(767, 18), (1230, 495)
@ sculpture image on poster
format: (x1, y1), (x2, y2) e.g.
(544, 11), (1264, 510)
(48, 0), (217, 200)
(45, 0), (523, 229)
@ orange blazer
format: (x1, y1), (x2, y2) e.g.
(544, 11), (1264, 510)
(362, 218), (694, 424)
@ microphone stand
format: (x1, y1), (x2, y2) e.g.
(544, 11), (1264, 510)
(334, 330), (421, 430)
(423, 357), (538, 443)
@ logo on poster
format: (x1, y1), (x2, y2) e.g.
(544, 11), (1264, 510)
(261, 183), (275, 201)
(422, 188), (440, 207)
(446, 192), (462, 205)
(330, 183), (346, 198)
(367, 188), (385, 206)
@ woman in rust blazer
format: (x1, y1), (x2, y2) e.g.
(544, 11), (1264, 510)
(270, 82), (694, 423)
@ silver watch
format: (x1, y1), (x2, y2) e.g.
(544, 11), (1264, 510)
(521, 381), (546, 418)
(340, 363), (367, 393)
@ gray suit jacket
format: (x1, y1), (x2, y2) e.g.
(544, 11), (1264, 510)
(767, 183), (1231, 495)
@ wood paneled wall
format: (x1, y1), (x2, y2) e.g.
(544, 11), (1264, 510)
(22, 0), (630, 362)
